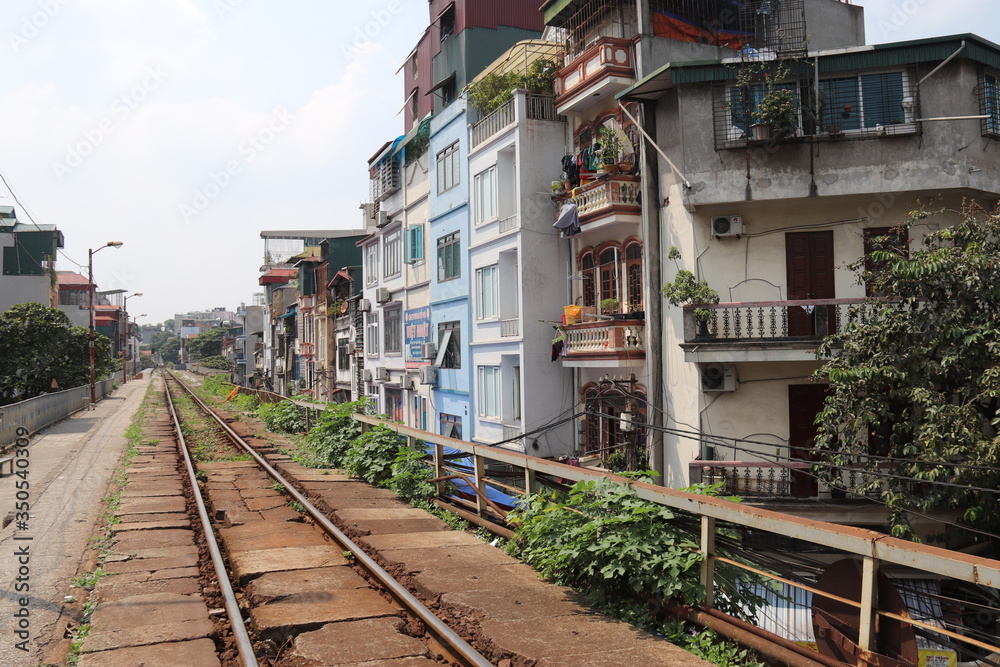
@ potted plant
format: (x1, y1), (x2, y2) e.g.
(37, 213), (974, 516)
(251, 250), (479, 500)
(753, 88), (798, 140)
(660, 247), (719, 337)
(551, 180), (565, 194)
(736, 56), (799, 141)
(600, 297), (620, 315)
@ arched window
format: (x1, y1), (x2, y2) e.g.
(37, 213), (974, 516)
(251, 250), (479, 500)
(625, 241), (643, 310)
(599, 247), (620, 309)
(580, 251), (596, 308)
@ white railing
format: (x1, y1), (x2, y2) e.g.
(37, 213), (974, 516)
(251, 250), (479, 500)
(502, 424), (523, 443)
(471, 99), (516, 148)
(500, 318), (520, 337)
(563, 321), (644, 356)
(571, 177), (641, 219)
(525, 93), (558, 121)
(498, 215), (518, 233)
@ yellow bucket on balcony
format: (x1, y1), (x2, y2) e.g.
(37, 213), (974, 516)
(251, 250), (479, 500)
(563, 305), (582, 325)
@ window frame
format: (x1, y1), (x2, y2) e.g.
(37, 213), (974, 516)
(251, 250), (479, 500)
(982, 69), (1000, 138)
(405, 225), (424, 264)
(383, 228), (402, 278)
(365, 312), (379, 356)
(477, 365), (501, 419)
(475, 264), (499, 320)
(383, 306), (402, 355)
(364, 243), (378, 286)
(436, 141), (460, 193)
(435, 321), (461, 369)
(473, 165), (498, 224)
(437, 231), (461, 282)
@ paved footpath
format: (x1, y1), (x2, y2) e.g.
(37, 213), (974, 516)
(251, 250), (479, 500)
(0, 375), (149, 667)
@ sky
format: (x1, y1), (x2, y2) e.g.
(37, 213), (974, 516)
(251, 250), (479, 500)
(0, 0), (997, 326)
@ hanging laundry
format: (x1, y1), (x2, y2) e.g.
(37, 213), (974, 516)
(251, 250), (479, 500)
(551, 332), (565, 361)
(553, 201), (580, 237)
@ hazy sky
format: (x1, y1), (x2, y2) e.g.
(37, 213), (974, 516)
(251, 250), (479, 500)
(1, 0), (997, 325)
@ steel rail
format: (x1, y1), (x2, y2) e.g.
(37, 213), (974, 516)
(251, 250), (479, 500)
(163, 376), (259, 667)
(168, 373), (493, 667)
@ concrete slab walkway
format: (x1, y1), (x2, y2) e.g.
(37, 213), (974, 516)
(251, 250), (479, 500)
(0, 374), (149, 667)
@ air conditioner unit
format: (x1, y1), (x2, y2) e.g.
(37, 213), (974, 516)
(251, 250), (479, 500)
(375, 366), (390, 382)
(375, 287), (391, 304)
(711, 215), (743, 238)
(420, 342), (436, 360)
(359, 299), (371, 312)
(406, 375), (418, 391)
(700, 364), (737, 392)
(376, 211), (389, 228)
(363, 369), (373, 383)
(418, 366), (438, 386)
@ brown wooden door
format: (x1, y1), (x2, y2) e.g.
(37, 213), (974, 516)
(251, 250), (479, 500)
(786, 231), (835, 336)
(788, 384), (827, 497)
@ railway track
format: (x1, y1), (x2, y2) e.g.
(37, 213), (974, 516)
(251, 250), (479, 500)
(162, 371), (493, 666)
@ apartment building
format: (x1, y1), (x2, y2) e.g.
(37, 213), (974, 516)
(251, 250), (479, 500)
(0, 207), (64, 313)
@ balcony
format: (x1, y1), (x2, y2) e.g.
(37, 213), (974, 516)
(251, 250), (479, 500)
(570, 175), (641, 230)
(561, 319), (645, 367)
(553, 37), (635, 116)
(500, 318), (520, 337)
(471, 93), (560, 149)
(299, 342), (315, 358)
(689, 460), (892, 503)
(681, 298), (893, 363)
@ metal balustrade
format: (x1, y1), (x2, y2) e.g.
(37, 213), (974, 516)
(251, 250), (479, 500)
(683, 298), (907, 343)
(500, 318), (520, 337)
(471, 94), (560, 149)
(0, 375), (119, 449)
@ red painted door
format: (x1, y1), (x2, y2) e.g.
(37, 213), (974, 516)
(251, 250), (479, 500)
(786, 231), (835, 336)
(788, 384), (828, 497)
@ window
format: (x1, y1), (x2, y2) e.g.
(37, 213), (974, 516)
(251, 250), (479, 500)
(625, 242), (643, 310)
(475, 265), (498, 319)
(412, 395), (428, 431)
(366, 313), (379, 355)
(818, 71), (909, 133)
(385, 388), (404, 422)
(440, 4), (455, 41)
(384, 229), (402, 278)
(437, 232), (460, 282)
(436, 141), (460, 193)
(599, 247), (619, 306)
(440, 412), (462, 439)
(580, 252), (596, 308)
(365, 243), (378, 285)
(474, 165), (497, 223)
(384, 307), (402, 355)
(436, 321), (460, 369)
(478, 366), (501, 419)
(405, 225), (424, 263)
(337, 338), (349, 371)
(726, 82), (799, 136)
(982, 71), (999, 137)
(512, 366), (521, 422)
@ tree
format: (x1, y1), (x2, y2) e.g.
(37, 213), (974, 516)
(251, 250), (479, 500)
(159, 336), (181, 364)
(0, 303), (114, 405)
(813, 205), (1000, 541)
(187, 327), (225, 359)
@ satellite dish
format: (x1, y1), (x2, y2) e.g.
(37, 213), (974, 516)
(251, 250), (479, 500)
(812, 558), (918, 667)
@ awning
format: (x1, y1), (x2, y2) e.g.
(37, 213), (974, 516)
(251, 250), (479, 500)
(396, 88), (418, 116)
(327, 269), (352, 288)
(259, 268), (298, 285)
(425, 73), (456, 97)
(616, 61), (676, 102)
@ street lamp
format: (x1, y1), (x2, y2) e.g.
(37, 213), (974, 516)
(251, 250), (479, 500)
(89, 241), (123, 404)
(121, 292), (143, 384)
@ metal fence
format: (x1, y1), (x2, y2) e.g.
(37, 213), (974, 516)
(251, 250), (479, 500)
(0, 374), (121, 450)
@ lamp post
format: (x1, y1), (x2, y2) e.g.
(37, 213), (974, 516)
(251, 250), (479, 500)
(89, 241), (123, 404)
(121, 292), (143, 384)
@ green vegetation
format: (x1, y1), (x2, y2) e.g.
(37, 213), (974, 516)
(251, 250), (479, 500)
(661, 246), (720, 321)
(0, 302), (115, 405)
(256, 400), (308, 433)
(186, 326), (225, 359)
(195, 355), (234, 371)
(814, 205), (1000, 540)
(507, 477), (767, 667)
(466, 58), (556, 116)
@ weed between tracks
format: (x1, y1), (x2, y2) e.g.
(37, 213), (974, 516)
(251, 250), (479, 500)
(169, 385), (251, 463)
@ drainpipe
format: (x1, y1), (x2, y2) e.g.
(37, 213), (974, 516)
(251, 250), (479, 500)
(639, 99), (664, 484)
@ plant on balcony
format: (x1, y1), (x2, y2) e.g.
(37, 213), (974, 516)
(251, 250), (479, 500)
(735, 55), (799, 141)
(600, 297), (620, 314)
(813, 205), (1000, 541)
(660, 247), (719, 321)
(466, 58), (556, 116)
(597, 125), (625, 166)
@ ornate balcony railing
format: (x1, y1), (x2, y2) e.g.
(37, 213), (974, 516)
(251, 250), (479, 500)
(570, 176), (641, 223)
(500, 318), (520, 337)
(683, 298), (905, 343)
(562, 319), (644, 360)
(689, 460), (891, 500)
